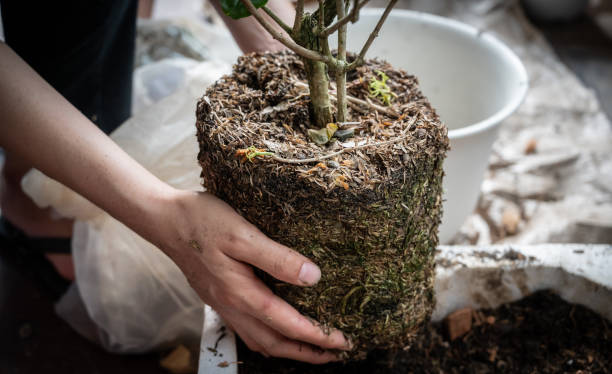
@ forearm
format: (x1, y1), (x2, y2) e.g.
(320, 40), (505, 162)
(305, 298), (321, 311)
(211, 0), (295, 53)
(0, 42), (173, 247)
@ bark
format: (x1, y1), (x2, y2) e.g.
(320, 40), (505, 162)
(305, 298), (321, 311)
(304, 59), (334, 126)
(294, 0), (338, 127)
(335, 0), (348, 122)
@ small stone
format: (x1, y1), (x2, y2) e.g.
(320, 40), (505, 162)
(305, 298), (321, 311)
(416, 128), (427, 139)
(159, 345), (195, 374)
(524, 138), (537, 154)
(502, 209), (520, 235)
(334, 128), (355, 141)
(327, 160), (340, 168)
(445, 307), (473, 340)
(472, 309), (485, 326)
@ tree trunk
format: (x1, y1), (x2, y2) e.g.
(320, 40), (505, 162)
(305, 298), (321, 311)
(304, 59), (333, 126)
(295, 0), (338, 128)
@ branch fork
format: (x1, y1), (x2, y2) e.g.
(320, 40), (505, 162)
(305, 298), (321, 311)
(238, 0), (398, 127)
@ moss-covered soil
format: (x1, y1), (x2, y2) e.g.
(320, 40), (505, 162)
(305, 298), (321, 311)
(196, 51), (449, 358)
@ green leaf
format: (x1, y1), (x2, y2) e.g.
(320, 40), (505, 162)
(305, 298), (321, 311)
(220, 0), (268, 19)
(369, 70), (397, 106)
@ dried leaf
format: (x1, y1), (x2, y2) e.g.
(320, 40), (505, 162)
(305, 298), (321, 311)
(308, 127), (330, 145)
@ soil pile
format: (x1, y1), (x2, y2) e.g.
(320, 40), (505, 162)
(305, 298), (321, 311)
(238, 290), (612, 373)
(196, 51), (449, 358)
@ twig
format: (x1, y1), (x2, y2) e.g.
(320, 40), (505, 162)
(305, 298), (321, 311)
(239, 0), (329, 63)
(321, 32), (332, 58)
(350, 0), (360, 22)
(322, 0), (371, 36)
(346, 0), (397, 70)
(268, 115), (418, 164)
(335, 0), (348, 122)
(317, 0), (333, 59)
(347, 100), (370, 116)
(336, 92), (399, 118)
(318, 0), (325, 30)
(263, 6), (292, 34)
(293, 0), (304, 36)
(336, 0), (347, 63)
(292, 81), (399, 118)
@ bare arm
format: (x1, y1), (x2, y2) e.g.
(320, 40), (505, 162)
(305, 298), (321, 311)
(0, 41), (349, 362)
(210, 0), (295, 53)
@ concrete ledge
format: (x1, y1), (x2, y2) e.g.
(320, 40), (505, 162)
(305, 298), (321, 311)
(434, 244), (612, 322)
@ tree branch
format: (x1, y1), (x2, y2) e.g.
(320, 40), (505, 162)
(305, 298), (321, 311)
(292, 80), (399, 118)
(263, 6), (292, 34)
(346, 0), (397, 71)
(335, 0), (348, 122)
(336, 0), (347, 61)
(239, 0), (328, 62)
(314, 0), (341, 27)
(322, 0), (370, 37)
(292, 0), (304, 36)
(318, 0), (325, 31)
(350, 0), (360, 22)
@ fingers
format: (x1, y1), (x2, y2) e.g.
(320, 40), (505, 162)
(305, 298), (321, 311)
(223, 309), (341, 364)
(224, 225), (321, 286)
(233, 271), (350, 351)
(203, 252), (350, 351)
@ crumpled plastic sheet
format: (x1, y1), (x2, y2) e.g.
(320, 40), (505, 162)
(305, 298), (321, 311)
(23, 57), (232, 352)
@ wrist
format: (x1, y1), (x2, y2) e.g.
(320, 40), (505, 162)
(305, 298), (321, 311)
(121, 181), (181, 250)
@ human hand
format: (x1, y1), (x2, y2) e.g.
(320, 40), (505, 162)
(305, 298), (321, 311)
(0, 39), (344, 361)
(156, 190), (351, 363)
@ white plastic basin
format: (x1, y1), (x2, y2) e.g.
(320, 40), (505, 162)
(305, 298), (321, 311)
(333, 9), (529, 243)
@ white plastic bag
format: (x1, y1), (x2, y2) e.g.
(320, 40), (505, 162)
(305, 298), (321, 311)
(22, 59), (231, 353)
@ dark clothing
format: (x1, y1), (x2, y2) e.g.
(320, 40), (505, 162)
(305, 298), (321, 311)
(1, 0), (138, 134)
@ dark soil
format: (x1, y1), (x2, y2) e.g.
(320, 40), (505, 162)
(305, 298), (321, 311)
(237, 290), (611, 373)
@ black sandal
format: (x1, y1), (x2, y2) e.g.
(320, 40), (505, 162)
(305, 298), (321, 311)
(0, 216), (72, 301)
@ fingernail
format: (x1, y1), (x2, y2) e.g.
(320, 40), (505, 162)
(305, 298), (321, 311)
(298, 262), (321, 285)
(335, 331), (353, 350)
(345, 338), (354, 350)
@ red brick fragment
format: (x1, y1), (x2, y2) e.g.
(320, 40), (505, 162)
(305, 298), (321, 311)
(445, 307), (473, 340)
